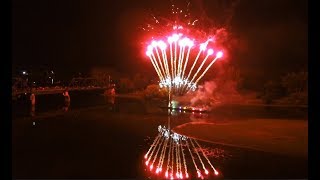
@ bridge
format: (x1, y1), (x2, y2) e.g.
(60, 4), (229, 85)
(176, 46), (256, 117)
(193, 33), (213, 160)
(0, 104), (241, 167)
(12, 77), (112, 98)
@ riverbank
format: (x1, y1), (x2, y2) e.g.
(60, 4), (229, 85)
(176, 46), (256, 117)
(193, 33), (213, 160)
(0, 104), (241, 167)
(173, 118), (308, 158)
(117, 93), (308, 108)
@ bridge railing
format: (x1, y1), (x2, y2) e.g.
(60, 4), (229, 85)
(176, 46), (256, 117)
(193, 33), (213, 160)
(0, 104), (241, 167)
(12, 77), (111, 97)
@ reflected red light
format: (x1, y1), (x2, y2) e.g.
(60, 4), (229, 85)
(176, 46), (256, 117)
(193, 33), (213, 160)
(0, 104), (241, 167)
(217, 51), (223, 58)
(205, 169), (209, 175)
(197, 171), (201, 178)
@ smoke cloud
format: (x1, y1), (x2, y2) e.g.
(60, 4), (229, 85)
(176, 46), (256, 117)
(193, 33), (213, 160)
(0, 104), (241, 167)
(173, 66), (257, 109)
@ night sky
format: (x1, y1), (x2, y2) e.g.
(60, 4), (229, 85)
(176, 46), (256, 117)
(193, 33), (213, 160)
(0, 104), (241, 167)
(12, 0), (308, 87)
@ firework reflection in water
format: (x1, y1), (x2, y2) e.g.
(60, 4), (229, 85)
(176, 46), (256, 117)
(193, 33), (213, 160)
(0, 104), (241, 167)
(143, 125), (220, 179)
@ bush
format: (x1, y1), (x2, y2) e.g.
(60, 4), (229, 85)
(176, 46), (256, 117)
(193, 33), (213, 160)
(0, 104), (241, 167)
(261, 80), (285, 104)
(143, 84), (168, 100)
(277, 92), (308, 105)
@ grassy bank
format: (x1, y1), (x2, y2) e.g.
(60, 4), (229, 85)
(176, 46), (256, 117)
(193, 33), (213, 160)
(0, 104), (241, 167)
(173, 119), (308, 157)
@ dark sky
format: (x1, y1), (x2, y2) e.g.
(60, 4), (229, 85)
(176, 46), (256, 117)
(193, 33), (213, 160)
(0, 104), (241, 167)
(12, 0), (308, 85)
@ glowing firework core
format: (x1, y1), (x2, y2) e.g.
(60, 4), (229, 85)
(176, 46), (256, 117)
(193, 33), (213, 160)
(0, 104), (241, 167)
(146, 33), (223, 95)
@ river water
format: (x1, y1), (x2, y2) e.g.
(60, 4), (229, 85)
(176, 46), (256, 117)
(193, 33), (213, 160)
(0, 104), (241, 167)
(12, 91), (308, 179)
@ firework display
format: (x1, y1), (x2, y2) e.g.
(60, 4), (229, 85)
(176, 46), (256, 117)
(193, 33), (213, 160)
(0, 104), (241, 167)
(144, 125), (219, 179)
(146, 34), (223, 95)
(142, 2), (227, 178)
(142, 0), (227, 96)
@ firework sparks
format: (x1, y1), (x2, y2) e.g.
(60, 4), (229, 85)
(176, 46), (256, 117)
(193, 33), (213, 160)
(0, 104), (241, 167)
(144, 125), (220, 179)
(142, 0), (228, 96)
(194, 139), (219, 175)
(146, 34), (223, 95)
(145, 134), (161, 160)
(141, 1), (229, 178)
(189, 138), (207, 175)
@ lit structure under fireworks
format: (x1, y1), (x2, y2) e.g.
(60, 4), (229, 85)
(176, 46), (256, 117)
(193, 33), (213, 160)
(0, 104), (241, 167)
(146, 33), (223, 96)
(144, 125), (219, 179)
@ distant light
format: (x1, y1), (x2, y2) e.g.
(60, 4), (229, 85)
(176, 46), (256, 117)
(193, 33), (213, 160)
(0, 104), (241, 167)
(49, 77), (51, 78)
(151, 41), (157, 47)
(147, 45), (153, 51)
(200, 43), (207, 51)
(172, 34), (180, 42)
(146, 50), (152, 56)
(158, 41), (167, 50)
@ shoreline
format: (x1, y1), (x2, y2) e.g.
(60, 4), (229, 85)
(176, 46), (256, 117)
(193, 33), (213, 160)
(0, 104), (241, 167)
(172, 119), (308, 158)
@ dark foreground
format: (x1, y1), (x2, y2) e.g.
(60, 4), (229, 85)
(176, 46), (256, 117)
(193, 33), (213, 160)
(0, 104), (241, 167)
(12, 93), (307, 179)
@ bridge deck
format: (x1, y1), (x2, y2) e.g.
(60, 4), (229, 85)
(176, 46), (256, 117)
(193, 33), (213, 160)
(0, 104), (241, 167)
(13, 87), (109, 96)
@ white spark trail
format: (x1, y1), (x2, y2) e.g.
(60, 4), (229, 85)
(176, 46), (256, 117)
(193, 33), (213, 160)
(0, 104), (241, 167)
(151, 136), (165, 168)
(183, 49), (203, 90)
(154, 47), (167, 78)
(187, 53), (211, 91)
(186, 138), (200, 173)
(194, 57), (219, 85)
(145, 134), (161, 159)
(147, 133), (162, 165)
(189, 138), (207, 172)
(150, 53), (165, 81)
(194, 139), (219, 174)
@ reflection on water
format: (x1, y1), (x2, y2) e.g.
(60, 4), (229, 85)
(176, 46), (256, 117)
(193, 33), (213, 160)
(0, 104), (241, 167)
(30, 104), (36, 117)
(12, 95), (307, 179)
(196, 147), (232, 159)
(105, 95), (116, 112)
(142, 114), (221, 179)
(13, 90), (307, 122)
